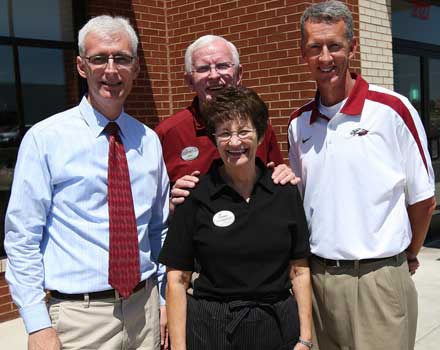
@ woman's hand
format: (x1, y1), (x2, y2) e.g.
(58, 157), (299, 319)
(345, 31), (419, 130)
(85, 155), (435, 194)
(293, 341), (312, 350)
(160, 305), (168, 350)
(166, 268), (192, 350)
(290, 259), (312, 350)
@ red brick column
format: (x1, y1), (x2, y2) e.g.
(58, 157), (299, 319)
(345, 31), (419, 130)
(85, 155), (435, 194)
(0, 272), (19, 322)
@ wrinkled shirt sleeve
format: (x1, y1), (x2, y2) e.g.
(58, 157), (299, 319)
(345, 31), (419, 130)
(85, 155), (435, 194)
(148, 139), (170, 305)
(5, 130), (53, 333)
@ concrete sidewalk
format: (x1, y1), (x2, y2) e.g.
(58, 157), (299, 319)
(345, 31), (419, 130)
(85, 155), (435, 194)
(1, 247), (439, 349)
(413, 245), (440, 349)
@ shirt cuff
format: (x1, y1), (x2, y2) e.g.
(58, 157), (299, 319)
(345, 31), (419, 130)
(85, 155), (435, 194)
(19, 302), (52, 334)
(158, 280), (166, 306)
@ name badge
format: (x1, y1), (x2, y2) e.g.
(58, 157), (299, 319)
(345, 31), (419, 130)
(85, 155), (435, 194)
(181, 146), (199, 161)
(213, 210), (235, 227)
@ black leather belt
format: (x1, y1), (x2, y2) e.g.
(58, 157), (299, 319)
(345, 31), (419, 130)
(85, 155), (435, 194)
(312, 254), (399, 268)
(50, 280), (147, 300)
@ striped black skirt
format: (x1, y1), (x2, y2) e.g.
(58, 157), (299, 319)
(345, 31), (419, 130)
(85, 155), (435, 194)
(186, 294), (299, 350)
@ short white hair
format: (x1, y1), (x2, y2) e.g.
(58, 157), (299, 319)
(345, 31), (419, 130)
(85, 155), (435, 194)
(78, 15), (139, 56)
(184, 35), (240, 74)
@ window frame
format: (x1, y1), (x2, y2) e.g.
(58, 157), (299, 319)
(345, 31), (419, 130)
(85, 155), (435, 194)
(0, 0), (86, 258)
(393, 38), (440, 131)
(0, 0), (86, 138)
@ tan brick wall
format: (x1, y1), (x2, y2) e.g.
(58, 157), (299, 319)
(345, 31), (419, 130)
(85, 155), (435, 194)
(358, 0), (394, 89)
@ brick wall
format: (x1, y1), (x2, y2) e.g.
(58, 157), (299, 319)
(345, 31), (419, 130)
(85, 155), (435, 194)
(358, 0), (394, 89)
(88, 0), (169, 127)
(162, 0), (361, 158)
(89, 0), (361, 159)
(0, 0), (363, 323)
(0, 267), (18, 322)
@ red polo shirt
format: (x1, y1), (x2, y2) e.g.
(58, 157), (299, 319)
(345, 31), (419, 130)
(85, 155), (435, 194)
(155, 97), (284, 183)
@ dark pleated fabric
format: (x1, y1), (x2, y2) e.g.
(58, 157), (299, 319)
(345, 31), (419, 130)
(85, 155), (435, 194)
(186, 295), (299, 350)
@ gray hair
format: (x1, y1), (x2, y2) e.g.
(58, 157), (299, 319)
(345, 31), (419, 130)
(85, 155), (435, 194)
(78, 15), (139, 56)
(184, 35), (240, 74)
(300, 1), (354, 43)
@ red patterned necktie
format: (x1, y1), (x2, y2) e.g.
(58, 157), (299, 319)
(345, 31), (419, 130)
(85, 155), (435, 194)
(106, 122), (140, 298)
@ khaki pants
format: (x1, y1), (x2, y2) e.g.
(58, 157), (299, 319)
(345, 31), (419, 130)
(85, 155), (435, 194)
(48, 279), (160, 350)
(310, 252), (417, 350)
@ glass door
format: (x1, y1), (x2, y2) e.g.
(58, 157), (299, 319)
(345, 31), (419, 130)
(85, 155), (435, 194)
(429, 58), (440, 160)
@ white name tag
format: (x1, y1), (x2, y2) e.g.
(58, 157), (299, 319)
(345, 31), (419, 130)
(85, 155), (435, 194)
(181, 146), (199, 161)
(213, 210), (235, 227)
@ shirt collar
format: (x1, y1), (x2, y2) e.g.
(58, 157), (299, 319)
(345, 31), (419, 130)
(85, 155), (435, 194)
(309, 73), (369, 124)
(206, 158), (275, 199)
(189, 96), (206, 131)
(79, 95), (129, 138)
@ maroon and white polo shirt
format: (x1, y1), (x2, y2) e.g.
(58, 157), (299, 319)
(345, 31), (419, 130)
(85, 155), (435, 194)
(288, 74), (435, 260)
(156, 96), (284, 184)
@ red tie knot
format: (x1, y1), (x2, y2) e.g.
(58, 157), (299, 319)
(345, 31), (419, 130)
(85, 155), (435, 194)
(105, 122), (119, 137)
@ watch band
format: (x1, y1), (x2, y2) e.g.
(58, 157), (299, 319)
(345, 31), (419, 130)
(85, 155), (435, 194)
(298, 337), (313, 348)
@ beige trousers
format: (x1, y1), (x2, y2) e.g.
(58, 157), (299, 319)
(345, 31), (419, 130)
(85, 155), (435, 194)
(310, 252), (417, 350)
(48, 279), (160, 350)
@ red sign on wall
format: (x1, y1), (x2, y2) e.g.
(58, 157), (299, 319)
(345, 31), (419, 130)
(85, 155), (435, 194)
(411, 0), (431, 20)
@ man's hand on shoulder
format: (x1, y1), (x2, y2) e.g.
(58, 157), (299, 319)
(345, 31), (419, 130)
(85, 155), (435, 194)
(28, 327), (61, 350)
(169, 171), (201, 214)
(268, 162), (300, 185)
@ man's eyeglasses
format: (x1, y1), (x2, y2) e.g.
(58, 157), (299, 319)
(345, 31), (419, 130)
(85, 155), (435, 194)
(214, 129), (256, 142)
(82, 54), (135, 68)
(192, 62), (235, 75)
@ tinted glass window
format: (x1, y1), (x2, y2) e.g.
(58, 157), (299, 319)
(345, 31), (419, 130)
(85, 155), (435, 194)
(0, 45), (17, 131)
(0, 1), (80, 258)
(0, 0), (9, 36)
(429, 58), (440, 159)
(19, 47), (77, 125)
(12, 0), (74, 41)
(393, 53), (421, 113)
(392, 0), (440, 46)
(0, 45), (17, 258)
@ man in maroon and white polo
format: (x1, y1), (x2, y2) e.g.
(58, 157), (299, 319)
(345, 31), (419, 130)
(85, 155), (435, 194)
(155, 35), (295, 212)
(288, 2), (435, 350)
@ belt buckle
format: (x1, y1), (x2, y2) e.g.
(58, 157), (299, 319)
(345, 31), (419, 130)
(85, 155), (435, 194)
(115, 290), (121, 300)
(336, 260), (340, 267)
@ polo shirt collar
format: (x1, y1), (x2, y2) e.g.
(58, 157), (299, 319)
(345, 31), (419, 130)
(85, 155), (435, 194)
(206, 158), (275, 199)
(79, 95), (129, 138)
(189, 96), (206, 131)
(309, 73), (369, 124)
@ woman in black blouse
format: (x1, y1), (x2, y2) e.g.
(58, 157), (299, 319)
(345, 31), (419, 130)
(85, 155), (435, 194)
(159, 86), (312, 350)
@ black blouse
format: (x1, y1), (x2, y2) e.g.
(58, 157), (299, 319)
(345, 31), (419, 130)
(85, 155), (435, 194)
(159, 159), (310, 302)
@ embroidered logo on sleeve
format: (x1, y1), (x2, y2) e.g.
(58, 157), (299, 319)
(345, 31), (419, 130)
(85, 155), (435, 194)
(302, 136), (312, 144)
(350, 128), (369, 136)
